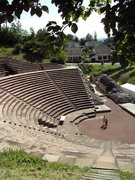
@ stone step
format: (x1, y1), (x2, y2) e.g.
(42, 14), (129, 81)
(115, 155), (135, 172)
(42, 153), (61, 162)
(74, 155), (96, 167)
(58, 155), (76, 164)
(73, 113), (96, 125)
(43, 153), (97, 167)
(92, 141), (118, 169)
(81, 168), (120, 180)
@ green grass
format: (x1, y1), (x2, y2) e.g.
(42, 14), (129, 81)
(0, 48), (50, 63)
(0, 47), (26, 62)
(0, 150), (135, 179)
(85, 64), (120, 76)
(86, 64), (135, 85)
(118, 170), (135, 180)
(0, 149), (90, 180)
(0, 47), (13, 58)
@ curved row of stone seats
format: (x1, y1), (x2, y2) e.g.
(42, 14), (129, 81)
(0, 57), (64, 75)
(0, 90), (41, 124)
(0, 71), (75, 126)
(1, 99), (60, 137)
(0, 68), (95, 128)
(1, 119), (135, 170)
(0, 119), (103, 158)
(8, 60), (40, 74)
(0, 63), (8, 77)
(10, 61), (63, 73)
(40, 63), (64, 70)
(47, 68), (94, 110)
(57, 109), (104, 149)
(70, 112), (96, 125)
(0, 57), (41, 74)
(0, 88), (51, 128)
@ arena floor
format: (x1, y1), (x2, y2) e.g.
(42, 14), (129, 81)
(78, 97), (135, 144)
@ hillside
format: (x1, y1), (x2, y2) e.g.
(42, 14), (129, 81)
(0, 150), (135, 179)
(86, 64), (135, 85)
(0, 149), (90, 179)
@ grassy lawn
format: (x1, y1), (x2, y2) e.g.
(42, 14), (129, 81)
(0, 149), (90, 180)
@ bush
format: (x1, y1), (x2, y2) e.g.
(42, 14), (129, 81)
(119, 74), (129, 84)
(12, 44), (21, 55)
(51, 58), (65, 64)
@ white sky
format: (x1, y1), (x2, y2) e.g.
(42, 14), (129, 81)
(18, 0), (107, 39)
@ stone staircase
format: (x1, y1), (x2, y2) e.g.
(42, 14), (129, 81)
(43, 151), (97, 168)
(93, 141), (117, 169)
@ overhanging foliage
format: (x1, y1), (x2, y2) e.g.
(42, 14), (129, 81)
(0, 0), (135, 66)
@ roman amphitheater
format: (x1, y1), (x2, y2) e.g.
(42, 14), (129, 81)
(0, 57), (135, 175)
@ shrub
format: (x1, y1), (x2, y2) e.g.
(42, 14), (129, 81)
(51, 58), (65, 64)
(12, 44), (21, 55)
(119, 73), (129, 84)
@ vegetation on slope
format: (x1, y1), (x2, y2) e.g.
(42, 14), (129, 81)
(0, 47), (44, 62)
(0, 149), (135, 179)
(0, 149), (90, 180)
(118, 170), (135, 180)
(86, 64), (135, 85)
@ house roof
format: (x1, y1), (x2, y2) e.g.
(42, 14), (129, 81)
(68, 41), (80, 48)
(85, 41), (99, 47)
(67, 47), (83, 56)
(94, 45), (111, 54)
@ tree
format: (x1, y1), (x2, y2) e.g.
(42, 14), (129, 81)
(36, 28), (47, 41)
(86, 33), (93, 42)
(66, 34), (79, 42)
(0, 0), (134, 66)
(81, 48), (91, 63)
(99, 0), (135, 67)
(0, 23), (21, 47)
(50, 49), (68, 64)
(21, 26), (68, 63)
(94, 31), (97, 41)
(67, 34), (74, 41)
(80, 38), (86, 46)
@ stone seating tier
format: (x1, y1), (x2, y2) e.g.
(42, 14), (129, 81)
(0, 57), (64, 75)
(47, 69), (94, 110)
(0, 68), (95, 129)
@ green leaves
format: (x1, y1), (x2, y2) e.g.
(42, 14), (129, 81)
(42, 6), (49, 13)
(35, 6), (42, 17)
(0, 0), (134, 66)
(7, 15), (14, 23)
(15, 7), (22, 19)
(29, 5), (48, 18)
(30, 6), (36, 16)
(71, 23), (78, 33)
(23, 3), (30, 12)
(30, 6), (42, 17)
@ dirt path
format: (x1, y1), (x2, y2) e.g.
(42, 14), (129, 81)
(78, 98), (135, 144)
